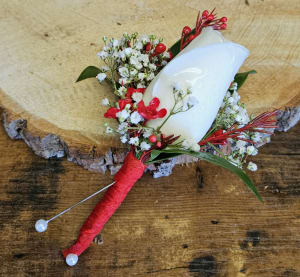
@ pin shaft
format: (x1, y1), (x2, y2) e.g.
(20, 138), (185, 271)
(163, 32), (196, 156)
(47, 182), (115, 223)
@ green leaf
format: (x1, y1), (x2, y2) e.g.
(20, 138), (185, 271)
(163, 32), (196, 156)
(149, 150), (161, 162)
(147, 149), (263, 202)
(76, 66), (101, 82)
(234, 70), (257, 89)
(169, 39), (181, 59)
(147, 151), (181, 164)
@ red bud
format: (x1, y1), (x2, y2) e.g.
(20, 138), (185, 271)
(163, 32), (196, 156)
(182, 26), (192, 36)
(202, 10), (209, 18)
(145, 42), (151, 52)
(220, 23), (227, 30)
(207, 14), (214, 21)
(154, 43), (166, 55)
(220, 17), (227, 23)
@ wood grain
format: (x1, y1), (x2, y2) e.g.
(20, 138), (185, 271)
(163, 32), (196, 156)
(0, 0), (299, 156)
(0, 115), (300, 276)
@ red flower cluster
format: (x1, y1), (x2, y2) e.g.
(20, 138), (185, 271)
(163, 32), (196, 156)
(125, 87), (145, 98)
(179, 9), (227, 51)
(137, 97), (167, 120)
(104, 87), (167, 121)
(199, 110), (279, 146)
(104, 98), (132, 119)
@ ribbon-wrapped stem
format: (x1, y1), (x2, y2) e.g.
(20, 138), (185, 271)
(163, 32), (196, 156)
(62, 150), (147, 257)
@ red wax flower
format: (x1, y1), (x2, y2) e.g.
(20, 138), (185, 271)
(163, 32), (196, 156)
(104, 107), (119, 119)
(118, 98), (132, 109)
(137, 97), (167, 120)
(104, 98), (133, 119)
(125, 87), (146, 99)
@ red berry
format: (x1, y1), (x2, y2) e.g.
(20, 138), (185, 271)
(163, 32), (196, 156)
(220, 23), (227, 30)
(156, 141), (162, 148)
(187, 34), (195, 42)
(145, 42), (151, 52)
(149, 135), (157, 143)
(207, 14), (214, 21)
(182, 26), (192, 36)
(154, 43), (166, 55)
(220, 17), (227, 23)
(168, 51), (173, 60)
(202, 10), (209, 18)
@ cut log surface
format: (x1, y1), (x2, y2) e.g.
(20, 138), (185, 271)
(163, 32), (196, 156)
(0, 112), (300, 276)
(0, 0), (300, 170)
(0, 1), (300, 276)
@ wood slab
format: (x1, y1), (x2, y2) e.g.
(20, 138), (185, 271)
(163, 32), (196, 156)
(0, 112), (300, 276)
(0, 0), (300, 166)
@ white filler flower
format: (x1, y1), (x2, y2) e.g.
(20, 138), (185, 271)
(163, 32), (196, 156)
(96, 73), (107, 82)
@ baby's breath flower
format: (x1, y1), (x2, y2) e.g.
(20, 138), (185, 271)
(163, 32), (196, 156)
(101, 65), (109, 72)
(96, 73), (106, 82)
(182, 140), (200, 152)
(97, 51), (108, 59)
(183, 96), (199, 111)
(247, 161), (258, 171)
(149, 63), (156, 71)
(118, 50), (126, 60)
(130, 111), (143, 124)
(119, 78), (129, 85)
(124, 47), (132, 56)
(138, 73), (145, 81)
(137, 83), (146, 88)
(135, 41), (143, 50)
(113, 39), (119, 48)
(135, 63), (143, 70)
(146, 72), (155, 81)
(120, 135), (128, 144)
(105, 126), (113, 134)
(139, 54), (149, 64)
(132, 92), (143, 103)
(246, 145), (258, 156)
(119, 67), (129, 77)
(129, 136), (139, 146)
(117, 86), (127, 97)
(143, 128), (152, 138)
(130, 56), (139, 66)
(140, 141), (151, 151)
(117, 122), (128, 134)
(116, 109), (130, 122)
(140, 34), (150, 44)
(101, 98), (109, 106)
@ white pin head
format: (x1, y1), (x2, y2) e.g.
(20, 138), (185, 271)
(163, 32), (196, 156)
(35, 219), (48, 232)
(66, 254), (78, 266)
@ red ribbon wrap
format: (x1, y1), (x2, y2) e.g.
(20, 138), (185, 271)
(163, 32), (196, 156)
(62, 151), (146, 257)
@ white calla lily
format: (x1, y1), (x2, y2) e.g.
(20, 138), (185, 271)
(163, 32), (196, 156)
(143, 27), (249, 143)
